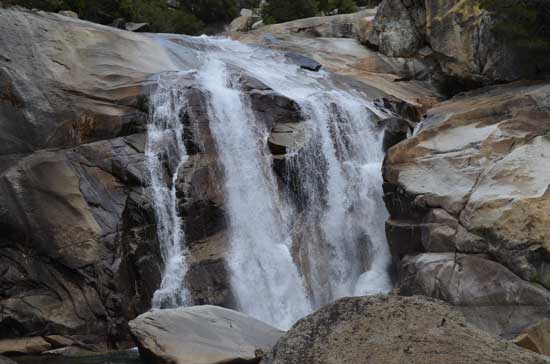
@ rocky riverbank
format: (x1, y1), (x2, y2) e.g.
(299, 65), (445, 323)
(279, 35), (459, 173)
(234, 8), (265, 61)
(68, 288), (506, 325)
(1, 0), (549, 362)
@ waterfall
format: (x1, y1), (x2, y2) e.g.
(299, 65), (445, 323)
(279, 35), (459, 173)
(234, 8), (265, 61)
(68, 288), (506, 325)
(145, 73), (192, 308)
(147, 35), (394, 328)
(198, 58), (311, 328)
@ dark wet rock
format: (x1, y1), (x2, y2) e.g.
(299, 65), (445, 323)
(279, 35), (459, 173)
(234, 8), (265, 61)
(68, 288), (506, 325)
(284, 52), (322, 71)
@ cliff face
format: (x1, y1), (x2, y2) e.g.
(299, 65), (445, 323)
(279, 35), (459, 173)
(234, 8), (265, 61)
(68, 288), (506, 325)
(0, 9), (170, 345)
(383, 81), (550, 337)
(367, 0), (538, 89)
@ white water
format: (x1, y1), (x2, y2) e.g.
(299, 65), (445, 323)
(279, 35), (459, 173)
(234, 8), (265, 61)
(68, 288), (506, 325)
(146, 73), (192, 308)
(147, 35), (393, 328)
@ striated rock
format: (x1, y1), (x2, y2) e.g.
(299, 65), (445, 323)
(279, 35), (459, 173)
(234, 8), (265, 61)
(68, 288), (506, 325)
(399, 253), (550, 337)
(514, 319), (550, 356)
(384, 80), (550, 337)
(0, 7), (180, 344)
(261, 295), (548, 364)
(0, 337), (51, 355)
(384, 81), (550, 286)
(129, 306), (284, 364)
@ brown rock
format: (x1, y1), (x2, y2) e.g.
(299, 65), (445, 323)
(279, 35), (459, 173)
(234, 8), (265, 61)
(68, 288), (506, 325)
(0, 337), (51, 355)
(514, 319), (550, 356)
(261, 295), (548, 364)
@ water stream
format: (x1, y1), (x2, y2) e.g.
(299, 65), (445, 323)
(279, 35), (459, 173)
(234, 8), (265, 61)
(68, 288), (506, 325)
(147, 36), (393, 328)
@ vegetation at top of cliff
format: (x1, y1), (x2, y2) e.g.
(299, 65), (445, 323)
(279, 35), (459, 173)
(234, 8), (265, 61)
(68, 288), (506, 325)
(261, 0), (380, 24)
(481, 0), (550, 72)
(261, 0), (318, 24)
(2, 0), (238, 34)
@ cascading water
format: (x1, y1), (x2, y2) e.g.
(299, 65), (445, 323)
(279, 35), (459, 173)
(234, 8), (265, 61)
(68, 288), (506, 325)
(198, 58), (311, 328)
(147, 35), (394, 328)
(146, 73), (192, 308)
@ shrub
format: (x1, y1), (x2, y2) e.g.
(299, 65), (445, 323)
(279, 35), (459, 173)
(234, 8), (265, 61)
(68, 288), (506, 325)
(2, 0), (234, 34)
(480, 0), (550, 72)
(261, 0), (319, 24)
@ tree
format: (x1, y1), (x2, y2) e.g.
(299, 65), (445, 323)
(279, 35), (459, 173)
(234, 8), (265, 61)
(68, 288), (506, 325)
(480, 0), (550, 72)
(261, 0), (318, 24)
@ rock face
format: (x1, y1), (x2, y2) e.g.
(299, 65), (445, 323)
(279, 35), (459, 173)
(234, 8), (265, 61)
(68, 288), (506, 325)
(0, 337), (51, 355)
(399, 253), (550, 337)
(1, 7), (371, 346)
(368, 0), (537, 86)
(383, 80), (550, 337)
(261, 295), (548, 364)
(0, 7), (175, 346)
(129, 306), (284, 364)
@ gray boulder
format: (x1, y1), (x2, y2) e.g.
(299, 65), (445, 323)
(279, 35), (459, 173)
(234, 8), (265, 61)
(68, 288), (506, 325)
(399, 253), (550, 337)
(129, 306), (284, 364)
(261, 295), (548, 364)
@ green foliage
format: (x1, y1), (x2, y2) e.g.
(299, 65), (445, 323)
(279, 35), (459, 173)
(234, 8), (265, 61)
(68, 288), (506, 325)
(3, 0), (238, 34)
(261, 0), (318, 24)
(480, 0), (550, 70)
(318, 0), (356, 14)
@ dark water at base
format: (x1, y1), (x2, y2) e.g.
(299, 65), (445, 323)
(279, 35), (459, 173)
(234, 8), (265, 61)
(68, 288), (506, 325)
(11, 350), (143, 364)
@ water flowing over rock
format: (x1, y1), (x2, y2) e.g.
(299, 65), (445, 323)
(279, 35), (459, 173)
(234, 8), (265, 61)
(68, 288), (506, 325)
(0, 6), (403, 343)
(146, 74), (192, 309)
(260, 295), (549, 364)
(129, 306), (283, 364)
(151, 35), (396, 328)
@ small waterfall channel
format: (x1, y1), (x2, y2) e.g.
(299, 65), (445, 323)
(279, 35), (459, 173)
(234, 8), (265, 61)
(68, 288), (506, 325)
(146, 36), (394, 328)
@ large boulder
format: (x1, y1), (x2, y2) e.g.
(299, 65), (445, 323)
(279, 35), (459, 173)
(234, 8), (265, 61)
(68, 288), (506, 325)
(383, 81), (550, 336)
(368, 0), (536, 86)
(261, 295), (548, 364)
(129, 306), (284, 364)
(399, 253), (550, 337)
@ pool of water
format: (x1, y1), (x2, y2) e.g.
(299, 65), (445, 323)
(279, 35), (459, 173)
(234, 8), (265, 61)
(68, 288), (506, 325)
(11, 349), (143, 364)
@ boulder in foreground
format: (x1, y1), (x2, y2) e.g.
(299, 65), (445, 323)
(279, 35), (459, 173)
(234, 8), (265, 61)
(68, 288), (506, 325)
(261, 295), (549, 364)
(129, 305), (284, 364)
